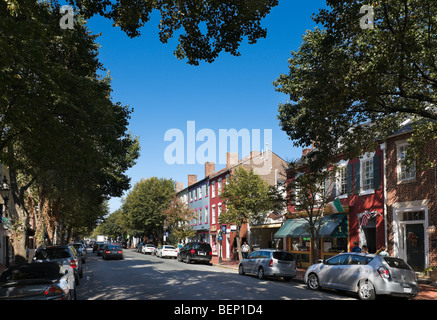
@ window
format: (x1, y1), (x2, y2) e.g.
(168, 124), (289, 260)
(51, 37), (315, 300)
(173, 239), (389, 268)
(199, 208), (203, 224)
(212, 205), (216, 224)
(199, 186), (202, 199)
(205, 183), (209, 197)
(397, 144), (416, 181)
(205, 206), (208, 224)
(400, 211), (425, 221)
(361, 158), (373, 191)
(218, 179), (222, 195)
(338, 166), (347, 196)
(326, 254), (349, 265)
(211, 181), (215, 198)
(218, 203), (222, 217)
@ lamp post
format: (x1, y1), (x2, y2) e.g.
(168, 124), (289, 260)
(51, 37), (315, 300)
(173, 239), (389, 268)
(0, 175), (10, 218)
(0, 175), (10, 268)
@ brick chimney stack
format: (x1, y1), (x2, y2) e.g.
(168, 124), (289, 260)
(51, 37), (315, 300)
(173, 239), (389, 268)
(205, 162), (215, 177)
(188, 174), (197, 187)
(226, 152), (239, 168)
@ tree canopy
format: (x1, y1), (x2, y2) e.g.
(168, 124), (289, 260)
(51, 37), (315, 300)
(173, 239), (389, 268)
(274, 0), (437, 168)
(65, 0), (279, 65)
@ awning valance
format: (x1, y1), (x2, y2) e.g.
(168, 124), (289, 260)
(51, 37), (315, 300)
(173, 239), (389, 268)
(274, 213), (348, 239)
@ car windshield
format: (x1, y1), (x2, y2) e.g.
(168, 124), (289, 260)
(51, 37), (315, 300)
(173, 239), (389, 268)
(0, 264), (62, 282)
(35, 248), (70, 259)
(273, 251), (294, 261)
(384, 257), (411, 270)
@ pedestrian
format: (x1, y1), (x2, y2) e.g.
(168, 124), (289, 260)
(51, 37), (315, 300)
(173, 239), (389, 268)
(362, 245), (368, 253)
(241, 242), (250, 259)
(376, 245), (389, 256)
(351, 241), (361, 253)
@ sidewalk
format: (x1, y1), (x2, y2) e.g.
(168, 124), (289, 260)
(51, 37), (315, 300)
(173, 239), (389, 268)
(215, 261), (437, 300)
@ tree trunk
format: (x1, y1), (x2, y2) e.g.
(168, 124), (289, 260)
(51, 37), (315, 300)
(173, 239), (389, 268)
(236, 225), (243, 262)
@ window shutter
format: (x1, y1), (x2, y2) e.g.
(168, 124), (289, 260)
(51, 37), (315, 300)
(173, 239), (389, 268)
(346, 163), (353, 195)
(373, 154), (381, 190)
(353, 161), (360, 195)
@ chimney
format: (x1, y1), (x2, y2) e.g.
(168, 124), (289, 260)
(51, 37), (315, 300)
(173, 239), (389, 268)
(226, 152), (239, 168)
(176, 182), (184, 192)
(205, 162), (215, 177)
(188, 174), (197, 187)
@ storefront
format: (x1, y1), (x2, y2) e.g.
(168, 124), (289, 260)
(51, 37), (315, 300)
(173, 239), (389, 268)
(274, 213), (349, 268)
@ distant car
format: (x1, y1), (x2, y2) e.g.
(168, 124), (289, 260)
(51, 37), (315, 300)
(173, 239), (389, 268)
(70, 243), (87, 264)
(96, 243), (106, 256)
(156, 245), (178, 258)
(102, 244), (123, 260)
(304, 253), (419, 300)
(33, 245), (83, 285)
(141, 244), (155, 255)
(0, 262), (76, 300)
(93, 241), (104, 253)
(178, 242), (212, 264)
(238, 249), (296, 281)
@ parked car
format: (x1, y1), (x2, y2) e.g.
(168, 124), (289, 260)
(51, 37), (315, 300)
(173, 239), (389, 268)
(93, 241), (104, 253)
(70, 242), (87, 264)
(178, 242), (212, 264)
(33, 245), (83, 285)
(96, 243), (107, 256)
(156, 245), (178, 258)
(102, 244), (123, 260)
(304, 252), (419, 300)
(238, 249), (296, 281)
(0, 262), (76, 300)
(141, 244), (155, 255)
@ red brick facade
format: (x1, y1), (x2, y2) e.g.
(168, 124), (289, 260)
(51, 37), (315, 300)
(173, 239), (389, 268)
(385, 132), (437, 269)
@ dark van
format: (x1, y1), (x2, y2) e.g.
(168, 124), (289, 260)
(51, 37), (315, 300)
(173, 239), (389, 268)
(178, 242), (212, 265)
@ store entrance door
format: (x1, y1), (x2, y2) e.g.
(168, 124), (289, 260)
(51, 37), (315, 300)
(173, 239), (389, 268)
(405, 224), (425, 270)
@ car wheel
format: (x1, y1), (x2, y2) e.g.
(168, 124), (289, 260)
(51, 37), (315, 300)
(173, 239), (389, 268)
(238, 264), (245, 275)
(177, 255), (182, 262)
(257, 267), (265, 280)
(358, 281), (376, 300)
(307, 273), (320, 291)
(185, 256), (191, 264)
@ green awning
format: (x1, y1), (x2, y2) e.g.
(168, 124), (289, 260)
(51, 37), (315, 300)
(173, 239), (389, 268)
(274, 214), (348, 239)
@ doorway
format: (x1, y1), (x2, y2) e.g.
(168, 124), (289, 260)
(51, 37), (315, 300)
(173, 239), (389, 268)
(405, 223), (425, 270)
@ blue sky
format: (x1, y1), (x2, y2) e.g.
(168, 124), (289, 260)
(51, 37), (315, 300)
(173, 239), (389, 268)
(81, 1), (327, 213)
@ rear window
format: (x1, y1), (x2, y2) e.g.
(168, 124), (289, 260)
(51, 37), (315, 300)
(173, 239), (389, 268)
(1, 264), (61, 282)
(273, 251), (294, 261)
(384, 257), (411, 270)
(35, 248), (71, 259)
(108, 245), (121, 250)
(164, 246), (175, 249)
(193, 243), (211, 251)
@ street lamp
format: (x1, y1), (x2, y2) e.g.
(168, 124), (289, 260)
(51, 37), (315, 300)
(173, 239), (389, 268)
(0, 175), (10, 215)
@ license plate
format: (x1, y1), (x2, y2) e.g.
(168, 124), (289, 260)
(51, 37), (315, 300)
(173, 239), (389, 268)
(403, 287), (412, 293)
(198, 252), (206, 255)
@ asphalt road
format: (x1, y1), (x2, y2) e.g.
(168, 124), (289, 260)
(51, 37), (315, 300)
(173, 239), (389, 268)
(77, 248), (356, 301)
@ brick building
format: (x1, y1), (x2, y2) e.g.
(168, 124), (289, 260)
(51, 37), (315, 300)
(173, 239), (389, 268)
(385, 125), (437, 270)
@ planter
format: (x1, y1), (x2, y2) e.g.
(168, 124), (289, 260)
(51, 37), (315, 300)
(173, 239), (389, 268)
(429, 270), (437, 283)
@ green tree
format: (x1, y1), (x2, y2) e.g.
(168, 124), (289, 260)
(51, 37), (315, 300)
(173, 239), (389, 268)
(218, 167), (280, 261)
(122, 177), (175, 242)
(287, 162), (335, 264)
(67, 0), (279, 65)
(274, 0), (437, 169)
(162, 195), (196, 245)
(1, 1), (139, 260)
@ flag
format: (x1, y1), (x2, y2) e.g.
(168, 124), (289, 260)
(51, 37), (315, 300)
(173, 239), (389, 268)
(328, 198), (344, 213)
(360, 211), (372, 227)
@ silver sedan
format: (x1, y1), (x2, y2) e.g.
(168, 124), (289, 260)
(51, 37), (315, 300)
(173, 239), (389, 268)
(304, 253), (418, 300)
